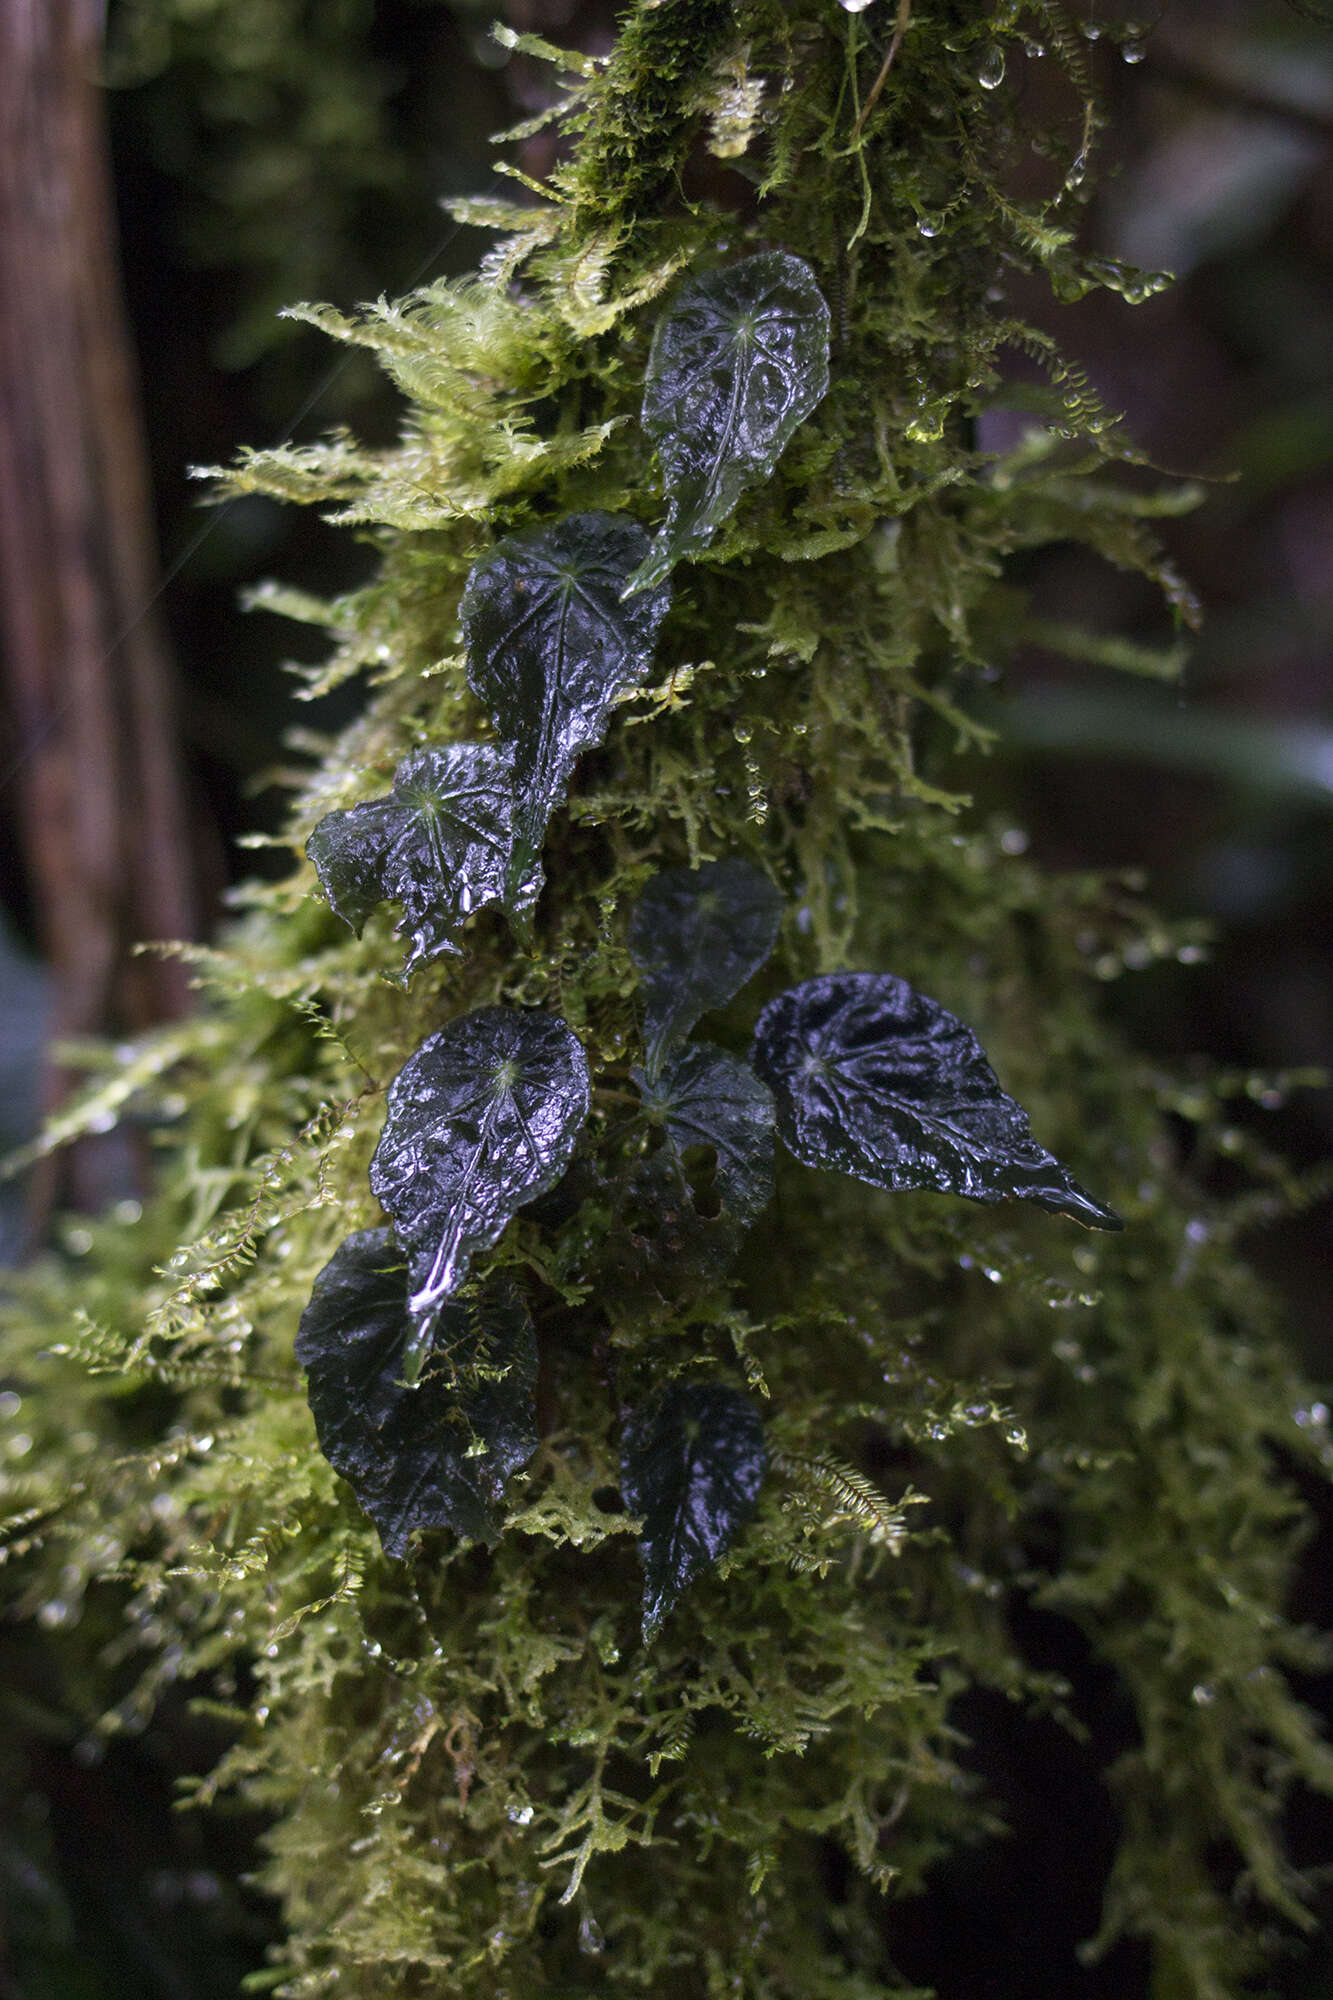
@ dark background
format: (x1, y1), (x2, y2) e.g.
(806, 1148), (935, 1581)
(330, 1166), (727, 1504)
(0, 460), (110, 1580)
(1, 2), (1331, 1994)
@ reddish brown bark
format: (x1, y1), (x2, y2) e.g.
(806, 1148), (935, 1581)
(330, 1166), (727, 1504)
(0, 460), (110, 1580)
(0, 0), (202, 1213)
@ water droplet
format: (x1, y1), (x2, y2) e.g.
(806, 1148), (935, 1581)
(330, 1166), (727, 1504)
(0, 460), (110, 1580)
(66, 1228), (93, 1256)
(733, 722), (752, 745)
(1191, 1682), (1216, 1706)
(38, 1599), (73, 1629)
(7, 1433), (33, 1459)
(0, 1391), (20, 1419)
(916, 216), (940, 239)
(977, 44), (1005, 89)
(509, 1803), (534, 1826)
(1066, 151), (1088, 190)
(838, 0), (876, 11)
(904, 404), (945, 443)
(1122, 37), (1145, 62)
(1000, 828), (1029, 856)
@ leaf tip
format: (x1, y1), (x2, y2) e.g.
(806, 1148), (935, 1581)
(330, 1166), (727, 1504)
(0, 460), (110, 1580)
(622, 545), (670, 599)
(1034, 1177), (1124, 1233)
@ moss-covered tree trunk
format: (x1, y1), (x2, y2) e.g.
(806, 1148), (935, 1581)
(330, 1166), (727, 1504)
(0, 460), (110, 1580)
(0, 0), (203, 1220)
(4, 5), (1332, 1997)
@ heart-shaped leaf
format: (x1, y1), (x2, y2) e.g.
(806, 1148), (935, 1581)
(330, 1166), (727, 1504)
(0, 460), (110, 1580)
(628, 858), (783, 1080)
(622, 1044), (775, 1294)
(461, 512), (671, 911)
(626, 251), (831, 594)
(370, 1007), (590, 1372)
(751, 972), (1122, 1229)
(621, 1380), (768, 1641)
(295, 1229), (538, 1556)
(306, 744), (515, 977)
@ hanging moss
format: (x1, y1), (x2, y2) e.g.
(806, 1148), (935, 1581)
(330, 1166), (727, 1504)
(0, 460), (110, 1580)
(4, 5), (1332, 1996)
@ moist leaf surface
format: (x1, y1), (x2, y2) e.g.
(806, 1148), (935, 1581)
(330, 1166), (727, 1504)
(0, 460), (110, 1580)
(370, 1007), (591, 1355)
(461, 512), (671, 907)
(751, 972), (1121, 1229)
(621, 1380), (768, 1640)
(628, 857), (782, 1079)
(622, 1043), (775, 1293)
(295, 1228), (538, 1556)
(628, 251), (831, 592)
(306, 744), (515, 976)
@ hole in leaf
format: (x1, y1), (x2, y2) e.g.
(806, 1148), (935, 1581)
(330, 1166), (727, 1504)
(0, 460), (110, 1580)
(624, 1201), (662, 1240)
(680, 1143), (721, 1217)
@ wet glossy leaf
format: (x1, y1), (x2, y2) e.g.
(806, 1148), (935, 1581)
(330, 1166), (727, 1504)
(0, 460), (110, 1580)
(622, 1044), (774, 1294)
(622, 1381), (767, 1640)
(306, 745), (515, 977)
(370, 1007), (590, 1366)
(751, 972), (1122, 1229)
(628, 858), (782, 1080)
(295, 1229), (537, 1556)
(627, 252), (831, 593)
(461, 513), (671, 909)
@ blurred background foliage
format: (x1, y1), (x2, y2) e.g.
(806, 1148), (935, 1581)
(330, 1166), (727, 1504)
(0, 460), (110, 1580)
(991, 0), (1333, 1379)
(0, 1), (1330, 1994)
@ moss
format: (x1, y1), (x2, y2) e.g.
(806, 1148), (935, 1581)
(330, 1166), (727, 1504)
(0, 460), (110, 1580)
(3, 5), (1331, 1995)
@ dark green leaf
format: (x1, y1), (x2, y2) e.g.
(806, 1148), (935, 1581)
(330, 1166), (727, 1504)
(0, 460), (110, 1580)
(751, 972), (1122, 1229)
(461, 513), (671, 909)
(627, 252), (831, 593)
(295, 1229), (537, 1556)
(306, 745), (515, 977)
(370, 1007), (590, 1370)
(621, 1380), (768, 1641)
(622, 1044), (774, 1295)
(628, 858), (782, 1079)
